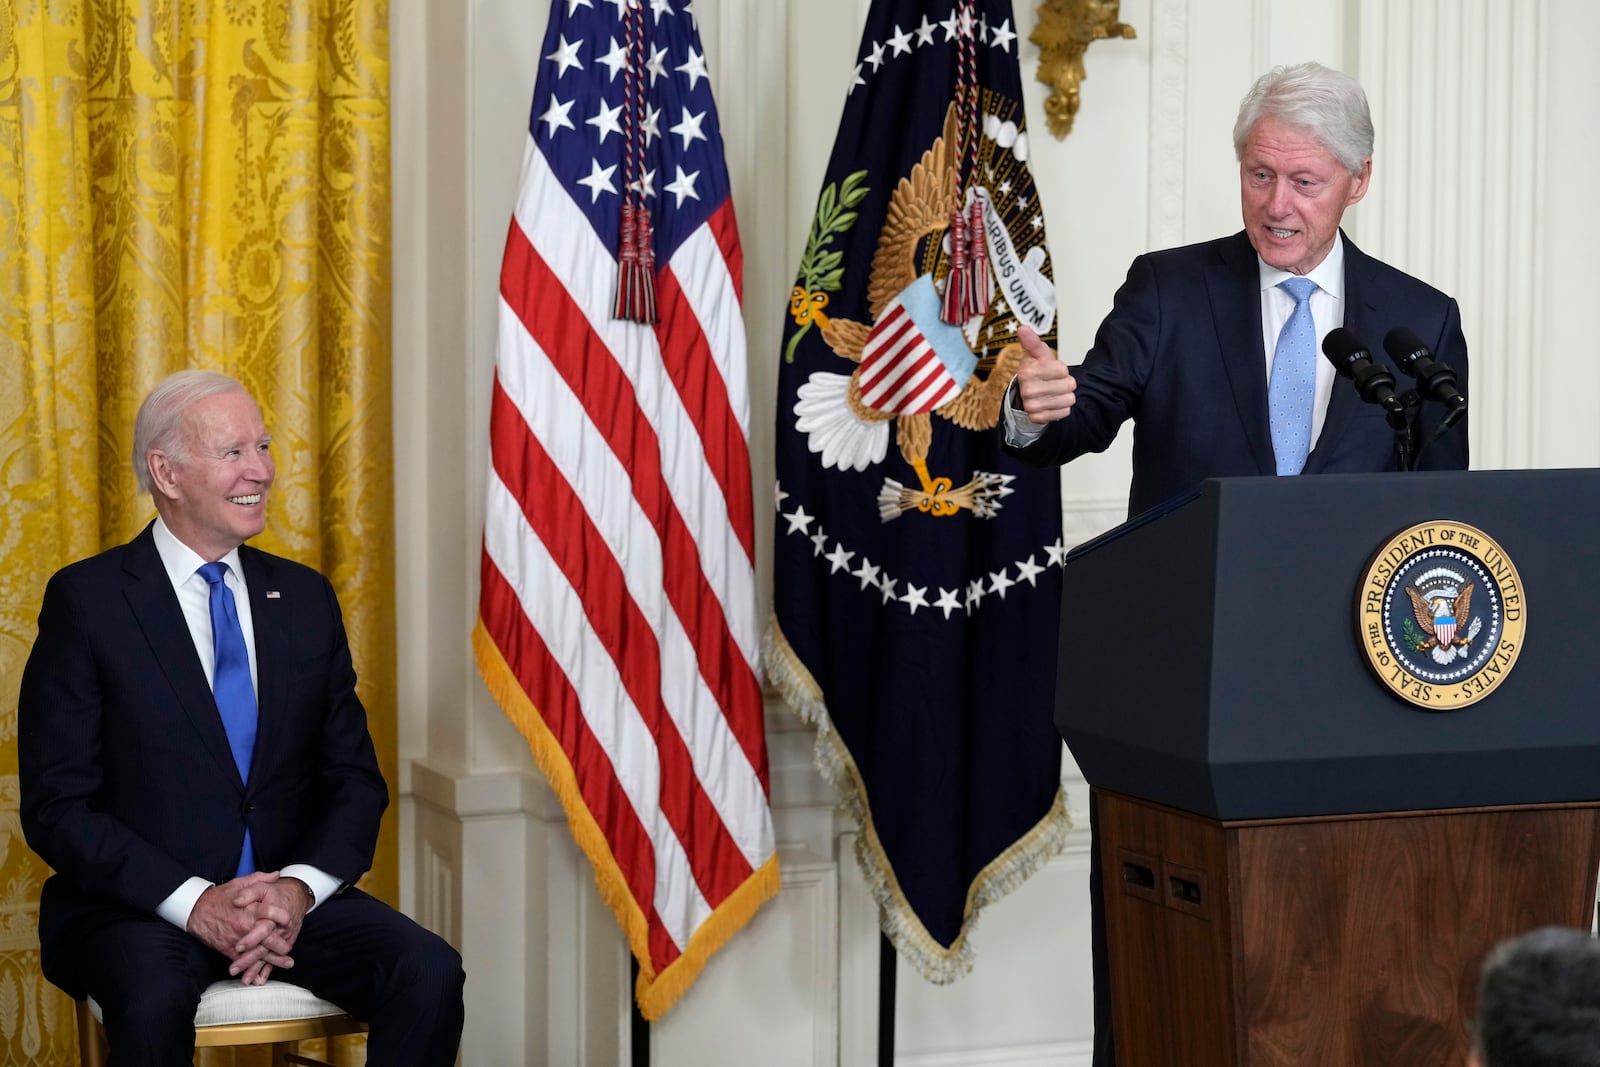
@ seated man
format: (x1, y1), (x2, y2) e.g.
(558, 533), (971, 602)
(19, 370), (465, 1066)
(1472, 926), (1600, 1067)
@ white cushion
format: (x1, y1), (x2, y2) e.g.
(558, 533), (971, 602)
(89, 979), (352, 1026)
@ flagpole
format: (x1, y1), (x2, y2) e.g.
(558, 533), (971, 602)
(878, 932), (897, 1065)
(631, 956), (650, 1067)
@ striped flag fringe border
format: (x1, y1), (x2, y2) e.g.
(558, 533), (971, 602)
(476, 625), (780, 1018)
(760, 624), (1069, 982)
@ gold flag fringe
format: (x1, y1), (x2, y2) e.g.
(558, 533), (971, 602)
(473, 620), (781, 1020)
(761, 615), (1072, 983)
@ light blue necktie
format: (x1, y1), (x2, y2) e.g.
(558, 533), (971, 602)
(1268, 276), (1320, 475)
(198, 561), (258, 878)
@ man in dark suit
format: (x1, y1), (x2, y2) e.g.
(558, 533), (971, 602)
(1005, 63), (1468, 515)
(19, 371), (464, 1065)
(1001, 63), (1470, 1066)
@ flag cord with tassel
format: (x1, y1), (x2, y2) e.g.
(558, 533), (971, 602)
(615, 0), (658, 323)
(939, 3), (990, 326)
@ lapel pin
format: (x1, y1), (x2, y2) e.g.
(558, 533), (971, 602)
(266, 591), (281, 599)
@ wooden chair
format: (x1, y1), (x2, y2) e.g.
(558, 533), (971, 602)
(77, 979), (367, 1066)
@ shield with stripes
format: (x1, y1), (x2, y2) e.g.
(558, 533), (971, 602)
(858, 276), (975, 414)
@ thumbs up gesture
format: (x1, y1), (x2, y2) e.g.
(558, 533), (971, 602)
(1014, 325), (1077, 424)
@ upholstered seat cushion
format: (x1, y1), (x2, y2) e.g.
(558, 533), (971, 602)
(88, 979), (352, 1026)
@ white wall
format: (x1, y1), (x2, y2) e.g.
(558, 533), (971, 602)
(391, 1), (1600, 1063)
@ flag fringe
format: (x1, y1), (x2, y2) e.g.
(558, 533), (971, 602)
(637, 851), (781, 1020)
(473, 620), (777, 1020)
(760, 616), (1072, 984)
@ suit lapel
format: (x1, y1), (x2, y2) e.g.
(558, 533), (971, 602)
(239, 546), (285, 777)
(1305, 231), (1376, 474)
(1206, 232), (1277, 475)
(122, 525), (245, 789)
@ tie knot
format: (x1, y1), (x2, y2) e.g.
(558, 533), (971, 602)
(1279, 276), (1317, 304)
(198, 561), (230, 587)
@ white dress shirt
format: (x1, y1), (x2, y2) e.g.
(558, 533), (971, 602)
(150, 517), (337, 928)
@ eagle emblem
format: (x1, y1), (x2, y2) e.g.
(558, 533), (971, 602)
(790, 99), (1055, 522)
(1357, 524), (1526, 711)
(1404, 579), (1480, 665)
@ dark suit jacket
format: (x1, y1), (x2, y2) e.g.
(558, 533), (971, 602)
(18, 524), (388, 997)
(1004, 230), (1470, 516)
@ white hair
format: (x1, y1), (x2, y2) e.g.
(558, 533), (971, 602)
(131, 370), (250, 493)
(1233, 62), (1374, 175)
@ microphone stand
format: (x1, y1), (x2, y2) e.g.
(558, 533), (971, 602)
(1389, 390), (1420, 472)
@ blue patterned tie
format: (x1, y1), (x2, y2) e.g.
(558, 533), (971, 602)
(198, 562), (258, 878)
(1268, 276), (1320, 475)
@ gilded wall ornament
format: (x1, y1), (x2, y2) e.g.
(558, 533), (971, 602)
(1030, 0), (1137, 139)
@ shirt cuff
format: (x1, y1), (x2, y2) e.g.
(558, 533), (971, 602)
(157, 876), (213, 930)
(279, 864), (341, 914)
(1002, 377), (1047, 446)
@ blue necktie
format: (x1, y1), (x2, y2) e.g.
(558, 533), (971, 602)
(1268, 276), (1320, 475)
(198, 561), (258, 878)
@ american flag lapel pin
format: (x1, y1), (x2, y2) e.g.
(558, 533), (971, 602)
(266, 591), (281, 599)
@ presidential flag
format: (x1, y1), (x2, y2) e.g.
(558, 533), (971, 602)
(764, 0), (1069, 980)
(475, 0), (777, 1019)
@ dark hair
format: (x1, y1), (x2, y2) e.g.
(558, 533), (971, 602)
(1475, 927), (1600, 1067)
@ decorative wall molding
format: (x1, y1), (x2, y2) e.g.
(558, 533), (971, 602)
(648, 845), (839, 1066)
(1146, 0), (1190, 249)
(899, 1041), (1095, 1067)
(836, 830), (882, 1067)
(785, 851), (843, 1067)
(1061, 497), (1126, 549)
(1355, 0), (1547, 471)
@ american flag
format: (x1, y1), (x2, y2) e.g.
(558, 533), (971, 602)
(474, 0), (778, 1020)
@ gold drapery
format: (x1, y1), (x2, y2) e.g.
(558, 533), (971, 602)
(0, 1), (393, 1063)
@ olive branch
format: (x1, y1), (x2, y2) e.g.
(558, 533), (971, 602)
(1402, 616), (1429, 650)
(784, 170), (870, 363)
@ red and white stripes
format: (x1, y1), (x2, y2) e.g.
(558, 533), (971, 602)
(476, 135), (776, 1019)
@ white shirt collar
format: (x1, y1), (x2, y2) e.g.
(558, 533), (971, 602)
(1257, 230), (1346, 300)
(151, 515), (246, 589)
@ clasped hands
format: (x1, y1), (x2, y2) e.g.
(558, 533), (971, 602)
(186, 871), (312, 986)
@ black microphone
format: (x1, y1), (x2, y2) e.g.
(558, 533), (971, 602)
(1322, 328), (1405, 415)
(1383, 327), (1467, 428)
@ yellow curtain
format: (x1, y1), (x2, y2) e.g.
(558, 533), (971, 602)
(0, 1), (392, 1063)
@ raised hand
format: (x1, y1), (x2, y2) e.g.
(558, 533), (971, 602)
(1014, 325), (1077, 424)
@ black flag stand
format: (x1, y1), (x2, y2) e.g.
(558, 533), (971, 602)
(879, 932), (897, 1065)
(631, 957), (650, 1067)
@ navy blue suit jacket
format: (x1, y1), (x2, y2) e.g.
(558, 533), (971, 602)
(1005, 230), (1470, 516)
(18, 524), (388, 997)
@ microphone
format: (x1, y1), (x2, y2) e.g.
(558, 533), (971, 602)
(1383, 327), (1467, 428)
(1322, 328), (1405, 415)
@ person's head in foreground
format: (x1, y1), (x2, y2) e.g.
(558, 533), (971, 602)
(1472, 926), (1600, 1067)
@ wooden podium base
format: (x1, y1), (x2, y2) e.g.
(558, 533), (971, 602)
(1098, 791), (1600, 1066)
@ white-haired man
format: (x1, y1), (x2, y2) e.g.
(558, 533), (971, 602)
(20, 371), (464, 1065)
(1002, 63), (1472, 1067)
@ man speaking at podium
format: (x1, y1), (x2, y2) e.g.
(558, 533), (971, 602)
(1000, 63), (1471, 1067)
(1003, 62), (1469, 517)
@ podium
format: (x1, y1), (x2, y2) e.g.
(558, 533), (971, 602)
(1060, 470), (1600, 1066)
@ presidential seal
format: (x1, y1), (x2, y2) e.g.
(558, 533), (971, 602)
(1357, 520), (1527, 710)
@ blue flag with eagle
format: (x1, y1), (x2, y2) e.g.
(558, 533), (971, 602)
(763, 0), (1069, 980)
